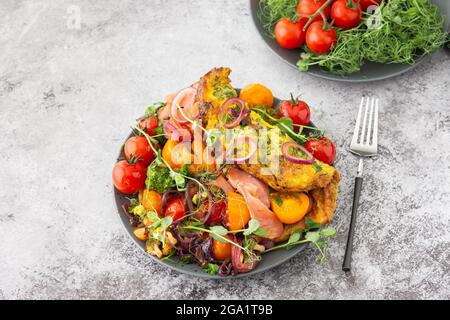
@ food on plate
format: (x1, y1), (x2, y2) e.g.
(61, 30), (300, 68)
(113, 67), (340, 276)
(259, 0), (449, 74)
(305, 21), (337, 55)
(274, 18), (306, 49)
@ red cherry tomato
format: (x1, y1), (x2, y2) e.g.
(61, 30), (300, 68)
(331, 0), (361, 29)
(274, 18), (306, 49)
(124, 136), (155, 166)
(360, 0), (381, 11)
(138, 115), (159, 136)
(305, 137), (336, 165)
(165, 197), (186, 221)
(296, 0), (331, 24)
(205, 201), (226, 225)
(305, 21), (337, 54)
(112, 160), (147, 194)
(278, 96), (311, 131)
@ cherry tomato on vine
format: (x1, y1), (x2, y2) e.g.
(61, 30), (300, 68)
(124, 135), (155, 166)
(305, 21), (337, 54)
(112, 160), (147, 194)
(331, 0), (361, 30)
(360, 0), (381, 11)
(296, 0), (331, 24)
(278, 95), (311, 131)
(305, 137), (336, 165)
(274, 18), (306, 49)
(138, 115), (159, 136)
(165, 196), (186, 221)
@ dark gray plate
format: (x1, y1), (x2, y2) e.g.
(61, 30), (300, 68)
(250, 0), (450, 82)
(114, 95), (315, 279)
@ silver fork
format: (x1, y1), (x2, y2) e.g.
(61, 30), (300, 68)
(342, 96), (379, 272)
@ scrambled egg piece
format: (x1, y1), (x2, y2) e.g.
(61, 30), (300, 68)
(196, 67), (237, 129)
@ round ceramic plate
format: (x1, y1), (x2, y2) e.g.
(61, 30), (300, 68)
(250, 0), (450, 82)
(114, 95), (316, 279)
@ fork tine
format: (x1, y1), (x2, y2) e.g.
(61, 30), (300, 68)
(372, 98), (379, 147)
(351, 97), (365, 146)
(359, 97), (370, 144)
(365, 98), (375, 145)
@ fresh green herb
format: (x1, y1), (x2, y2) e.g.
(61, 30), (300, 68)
(145, 161), (176, 193)
(264, 227), (337, 264)
(305, 217), (321, 230)
(181, 225), (250, 255)
(209, 226), (229, 241)
(253, 108), (308, 145)
(213, 83), (236, 100)
(274, 195), (283, 207)
(258, 0), (298, 37)
(243, 219), (260, 236)
(170, 171), (186, 191)
(143, 102), (165, 118)
(203, 263), (220, 275)
(313, 163), (322, 173)
(253, 228), (265, 237)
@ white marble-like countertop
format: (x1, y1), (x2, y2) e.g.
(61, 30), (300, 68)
(0, 0), (449, 299)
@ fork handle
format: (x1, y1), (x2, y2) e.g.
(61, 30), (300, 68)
(342, 176), (363, 272)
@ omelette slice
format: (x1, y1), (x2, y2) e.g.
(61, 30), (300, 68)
(196, 67), (237, 129)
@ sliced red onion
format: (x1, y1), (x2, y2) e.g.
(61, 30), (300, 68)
(226, 136), (257, 164)
(231, 243), (258, 274)
(219, 98), (247, 128)
(163, 121), (191, 142)
(171, 87), (197, 124)
(281, 141), (315, 164)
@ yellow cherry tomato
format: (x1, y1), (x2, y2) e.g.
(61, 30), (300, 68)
(140, 189), (163, 215)
(162, 140), (192, 168)
(239, 83), (274, 107)
(212, 236), (232, 261)
(270, 193), (311, 224)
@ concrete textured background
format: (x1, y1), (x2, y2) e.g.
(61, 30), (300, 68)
(0, 0), (449, 300)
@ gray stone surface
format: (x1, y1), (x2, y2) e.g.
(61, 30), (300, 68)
(0, 0), (449, 300)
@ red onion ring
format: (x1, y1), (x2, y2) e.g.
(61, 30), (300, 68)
(171, 87), (197, 124)
(281, 141), (315, 164)
(226, 136), (257, 164)
(163, 121), (192, 142)
(219, 98), (247, 128)
(231, 242), (258, 274)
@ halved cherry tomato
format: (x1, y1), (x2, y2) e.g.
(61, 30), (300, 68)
(225, 192), (251, 231)
(140, 189), (163, 215)
(360, 0), (381, 11)
(112, 160), (146, 194)
(138, 115), (159, 136)
(305, 21), (337, 55)
(278, 95), (311, 131)
(270, 193), (311, 224)
(331, 0), (361, 30)
(212, 236), (232, 261)
(162, 140), (193, 168)
(133, 227), (148, 241)
(124, 136), (155, 166)
(296, 0), (331, 24)
(239, 83), (274, 107)
(165, 196), (186, 221)
(305, 136), (336, 165)
(274, 18), (306, 49)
